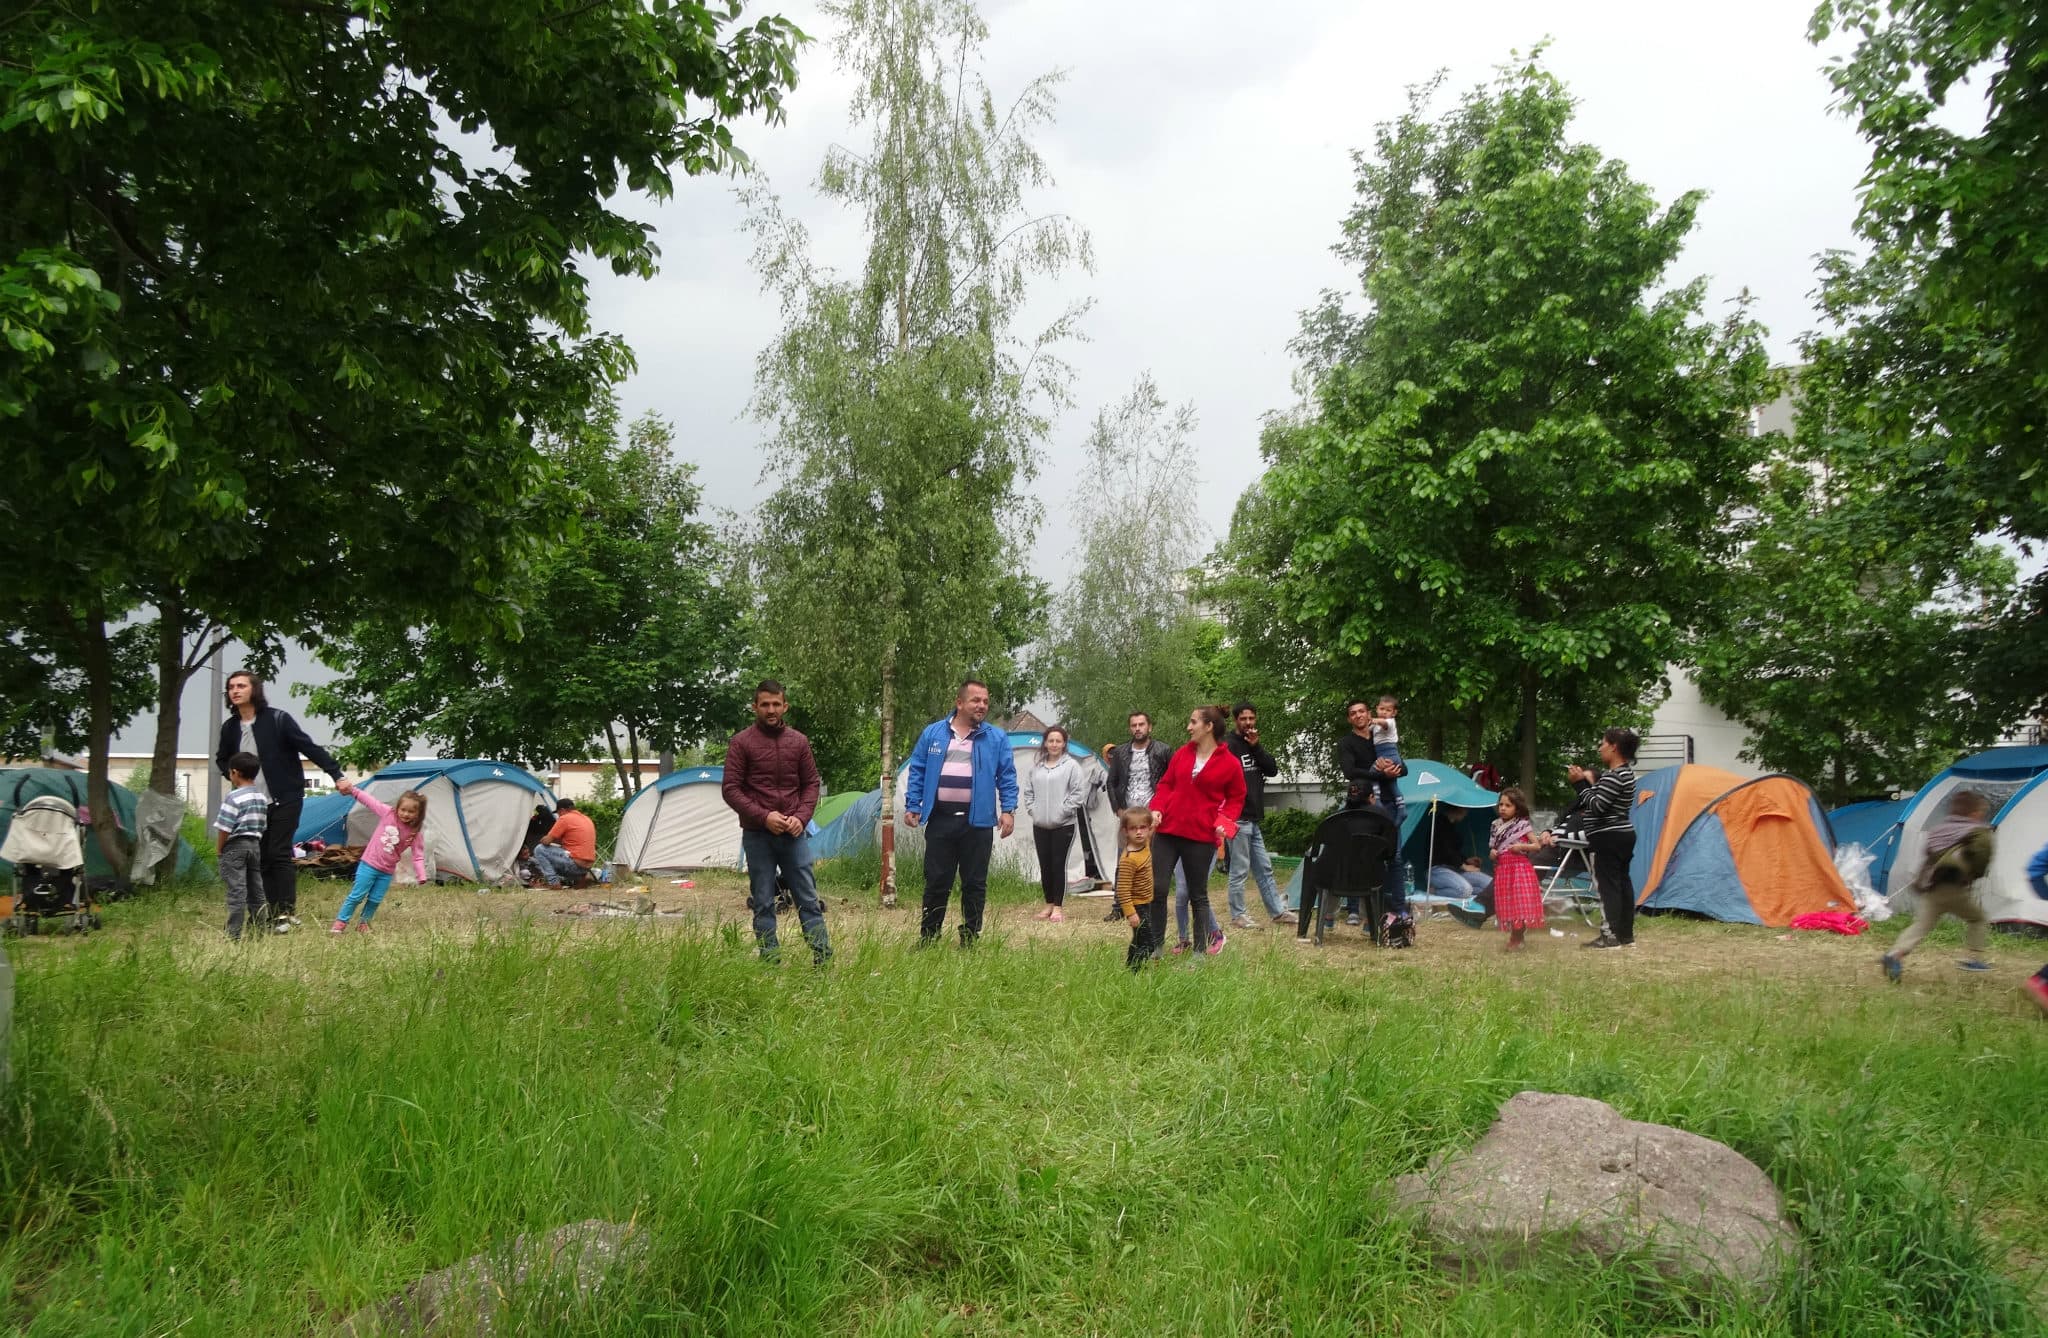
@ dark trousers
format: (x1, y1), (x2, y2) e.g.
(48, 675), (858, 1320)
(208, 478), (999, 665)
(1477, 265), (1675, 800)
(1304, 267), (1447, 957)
(262, 794), (303, 917)
(1033, 824), (1074, 905)
(920, 811), (994, 943)
(1588, 828), (1638, 943)
(1126, 898), (1160, 969)
(1155, 833), (1219, 949)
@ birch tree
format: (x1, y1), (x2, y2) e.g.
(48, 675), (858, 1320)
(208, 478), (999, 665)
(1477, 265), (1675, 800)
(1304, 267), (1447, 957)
(747, 0), (1087, 904)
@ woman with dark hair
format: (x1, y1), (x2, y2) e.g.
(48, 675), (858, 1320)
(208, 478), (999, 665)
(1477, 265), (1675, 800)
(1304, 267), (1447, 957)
(1545, 727), (1640, 949)
(215, 670), (350, 934)
(1149, 704), (1246, 957)
(1023, 725), (1086, 922)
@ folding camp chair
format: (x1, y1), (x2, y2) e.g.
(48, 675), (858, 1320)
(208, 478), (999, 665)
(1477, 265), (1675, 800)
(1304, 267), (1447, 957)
(1535, 834), (1603, 929)
(1295, 805), (1399, 946)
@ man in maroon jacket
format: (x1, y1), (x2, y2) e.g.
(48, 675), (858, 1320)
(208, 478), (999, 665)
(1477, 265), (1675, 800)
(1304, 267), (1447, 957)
(722, 680), (831, 963)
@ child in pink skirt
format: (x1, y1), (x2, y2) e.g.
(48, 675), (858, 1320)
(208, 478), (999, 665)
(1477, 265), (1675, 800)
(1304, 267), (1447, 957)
(1491, 787), (1545, 949)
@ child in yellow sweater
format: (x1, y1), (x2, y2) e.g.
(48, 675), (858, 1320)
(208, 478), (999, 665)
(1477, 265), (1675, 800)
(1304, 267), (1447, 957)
(1117, 808), (1160, 970)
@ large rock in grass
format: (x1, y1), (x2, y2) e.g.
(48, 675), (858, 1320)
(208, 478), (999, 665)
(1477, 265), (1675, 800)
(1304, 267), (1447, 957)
(339, 1219), (645, 1335)
(1392, 1091), (1800, 1295)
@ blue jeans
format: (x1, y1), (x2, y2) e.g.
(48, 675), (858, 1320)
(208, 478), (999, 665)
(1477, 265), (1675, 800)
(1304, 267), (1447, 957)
(337, 864), (394, 924)
(1429, 866), (1492, 903)
(532, 844), (582, 886)
(741, 829), (830, 961)
(1226, 821), (1288, 921)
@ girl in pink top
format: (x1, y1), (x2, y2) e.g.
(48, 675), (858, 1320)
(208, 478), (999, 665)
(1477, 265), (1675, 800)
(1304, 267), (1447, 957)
(331, 789), (430, 934)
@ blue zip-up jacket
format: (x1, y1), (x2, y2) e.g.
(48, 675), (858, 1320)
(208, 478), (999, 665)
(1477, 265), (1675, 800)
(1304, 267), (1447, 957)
(903, 718), (1019, 828)
(2028, 838), (2048, 898)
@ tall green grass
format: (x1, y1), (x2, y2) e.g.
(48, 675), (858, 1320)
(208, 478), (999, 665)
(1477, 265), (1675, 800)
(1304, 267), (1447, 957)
(2, 895), (2043, 1334)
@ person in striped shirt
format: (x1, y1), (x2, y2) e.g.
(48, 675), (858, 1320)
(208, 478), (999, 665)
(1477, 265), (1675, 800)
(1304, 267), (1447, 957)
(213, 753), (269, 941)
(1545, 728), (1640, 949)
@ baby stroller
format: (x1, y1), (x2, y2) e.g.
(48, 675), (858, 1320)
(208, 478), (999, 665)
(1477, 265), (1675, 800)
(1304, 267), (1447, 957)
(1296, 805), (1400, 946)
(2, 796), (101, 935)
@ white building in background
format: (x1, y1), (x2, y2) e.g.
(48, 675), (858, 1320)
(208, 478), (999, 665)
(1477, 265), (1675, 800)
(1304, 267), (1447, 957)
(1644, 669), (1763, 778)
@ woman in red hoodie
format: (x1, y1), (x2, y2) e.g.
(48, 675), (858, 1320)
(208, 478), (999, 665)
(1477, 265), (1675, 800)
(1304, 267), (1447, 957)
(1149, 704), (1247, 957)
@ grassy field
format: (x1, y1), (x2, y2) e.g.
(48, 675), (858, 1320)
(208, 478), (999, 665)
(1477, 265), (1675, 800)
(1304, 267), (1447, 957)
(2, 866), (2044, 1335)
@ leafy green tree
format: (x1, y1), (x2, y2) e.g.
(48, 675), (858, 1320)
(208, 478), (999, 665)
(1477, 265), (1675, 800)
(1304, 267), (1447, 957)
(310, 404), (749, 794)
(1806, 0), (2048, 723)
(746, 0), (1086, 902)
(1, 1), (802, 866)
(1691, 406), (2018, 804)
(1039, 375), (1205, 748)
(1228, 59), (1774, 791)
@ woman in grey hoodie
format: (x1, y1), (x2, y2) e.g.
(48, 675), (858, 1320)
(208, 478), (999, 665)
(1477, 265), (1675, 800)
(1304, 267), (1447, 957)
(1025, 726), (1088, 922)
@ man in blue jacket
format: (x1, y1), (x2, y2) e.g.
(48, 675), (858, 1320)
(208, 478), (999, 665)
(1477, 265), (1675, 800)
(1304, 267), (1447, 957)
(903, 679), (1018, 945)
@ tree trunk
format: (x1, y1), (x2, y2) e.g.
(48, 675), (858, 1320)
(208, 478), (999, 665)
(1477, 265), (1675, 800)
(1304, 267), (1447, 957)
(76, 600), (132, 879)
(879, 658), (897, 908)
(1518, 661), (1539, 799)
(1426, 712), (1446, 763)
(1831, 750), (1847, 810)
(603, 722), (631, 796)
(625, 721), (642, 796)
(659, 749), (676, 778)
(148, 593), (187, 884)
(1464, 700), (1485, 770)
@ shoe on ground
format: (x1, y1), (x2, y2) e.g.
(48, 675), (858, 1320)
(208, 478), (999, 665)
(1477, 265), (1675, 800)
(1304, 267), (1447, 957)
(1880, 953), (1902, 982)
(354, 922), (373, 934)
(1103, 906), (1121, 922)
(1447, 904), (1487, 930)
(2023, 975), (2048, 1015)
(1344, 912), (1360, 926)
(1957, 958), (1991, 973)
(329, 921), (347, 936)
(1170, 940), (1190, 956)
(272, 918), (292, 935)
(285, 914), (302, 927)
(1295, 935), (1314, 946)
(1231, 915), (1255, 929)
(1207, 933), (1227, 956)
(1271, 912), (1293, 925)
(1581, 932), (1621, 950)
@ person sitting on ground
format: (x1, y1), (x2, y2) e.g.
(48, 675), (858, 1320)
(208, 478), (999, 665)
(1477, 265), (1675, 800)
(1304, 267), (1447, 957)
(1429, 804), (1493, 912)
(533, 798), (598, 888)
(1881, 789), (1997, 981)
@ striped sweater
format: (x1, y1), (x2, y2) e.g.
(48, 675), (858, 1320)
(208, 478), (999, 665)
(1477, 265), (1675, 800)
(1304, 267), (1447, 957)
(1114, 844), (1155, 917)
(1576, 765), (1638, 834)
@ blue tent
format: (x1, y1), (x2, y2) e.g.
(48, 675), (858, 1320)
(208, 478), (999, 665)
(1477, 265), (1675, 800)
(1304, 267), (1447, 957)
(1881, 745), (2048, 897)
(294, 759), (554, 883)
(810, 787), (883, 861)
(1827, 797), (1909, 888)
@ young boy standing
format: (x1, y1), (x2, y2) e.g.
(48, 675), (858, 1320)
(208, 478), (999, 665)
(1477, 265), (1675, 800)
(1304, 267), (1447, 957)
(1116, 809), (1160, 970)
(214, 752), (269, 941)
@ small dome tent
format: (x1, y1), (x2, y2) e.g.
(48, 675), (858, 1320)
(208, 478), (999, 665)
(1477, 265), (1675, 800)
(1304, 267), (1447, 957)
(1277, 759), (1498, 909)
(1982, 771), (2048, 928)
(1628, 765), (1852, 926)
(0, 768), (195, 881)
(1882, 746), (2048, 898)
(296, 759), (554, 883)
(613, 768), (742, 873)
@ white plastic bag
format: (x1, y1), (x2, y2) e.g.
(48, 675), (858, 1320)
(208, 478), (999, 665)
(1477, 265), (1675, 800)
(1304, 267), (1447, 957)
(1834, 842), (1893, 922)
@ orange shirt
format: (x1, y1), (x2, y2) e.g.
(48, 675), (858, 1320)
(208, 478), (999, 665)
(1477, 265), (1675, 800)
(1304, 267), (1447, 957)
(542, 810), (597, 865)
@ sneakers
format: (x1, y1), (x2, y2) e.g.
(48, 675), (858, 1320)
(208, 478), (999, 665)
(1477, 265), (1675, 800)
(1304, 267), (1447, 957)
(273, 917), (293, 935)
(2023, 975), (2048, 1016)
(1344, 912), (1361, 926)
(330, 920), (347, 936)
(284, 914), (302, 927)
(354, 922), (373, 934)
(1270, 912), (1293, 926)
(1880, 953), (1902, 982)
(1231, 915), (1255, 929)
(1206, 932), (1227, 957)
(1957, 959), (1991, 973)
(1581, 932), (1630, 950)
(1447, 904), (1488, 930)
(1170, 940), (1190, 956)
(1103, 906), (1122, 922)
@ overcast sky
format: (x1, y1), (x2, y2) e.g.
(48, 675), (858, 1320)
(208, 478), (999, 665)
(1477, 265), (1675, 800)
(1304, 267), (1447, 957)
(128, 0), (1877, 756)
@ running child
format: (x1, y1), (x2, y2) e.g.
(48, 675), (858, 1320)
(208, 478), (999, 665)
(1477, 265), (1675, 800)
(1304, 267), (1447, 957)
(1489, 787), (1545, 949)
(1116, 808), (1160, 970)
(332, 788), (430, 935)
(213, 752), (268, 940)
(1881, 789), (1995, 980)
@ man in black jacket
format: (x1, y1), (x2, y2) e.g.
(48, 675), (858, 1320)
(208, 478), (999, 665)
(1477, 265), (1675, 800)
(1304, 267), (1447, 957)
(216, 670), (350, 934)
(1224, 703), (1290, 927)
(1101, 711), (1175, 920)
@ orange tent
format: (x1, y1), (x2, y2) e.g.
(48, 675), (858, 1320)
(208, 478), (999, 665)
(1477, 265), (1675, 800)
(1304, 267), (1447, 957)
(1628, 766), (1853, 926)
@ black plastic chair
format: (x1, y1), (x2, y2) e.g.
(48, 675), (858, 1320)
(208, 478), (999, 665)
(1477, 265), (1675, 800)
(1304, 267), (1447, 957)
(1296, 805), (1399, 945)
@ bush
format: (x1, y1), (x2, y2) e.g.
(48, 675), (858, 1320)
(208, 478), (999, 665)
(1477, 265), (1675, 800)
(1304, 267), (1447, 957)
(1259, 805), (1326, 856)
(579, 796), (628, 859)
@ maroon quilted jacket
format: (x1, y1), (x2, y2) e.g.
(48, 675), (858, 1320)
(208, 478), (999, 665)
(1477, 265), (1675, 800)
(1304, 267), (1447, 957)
(722, 724), (821, 830)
